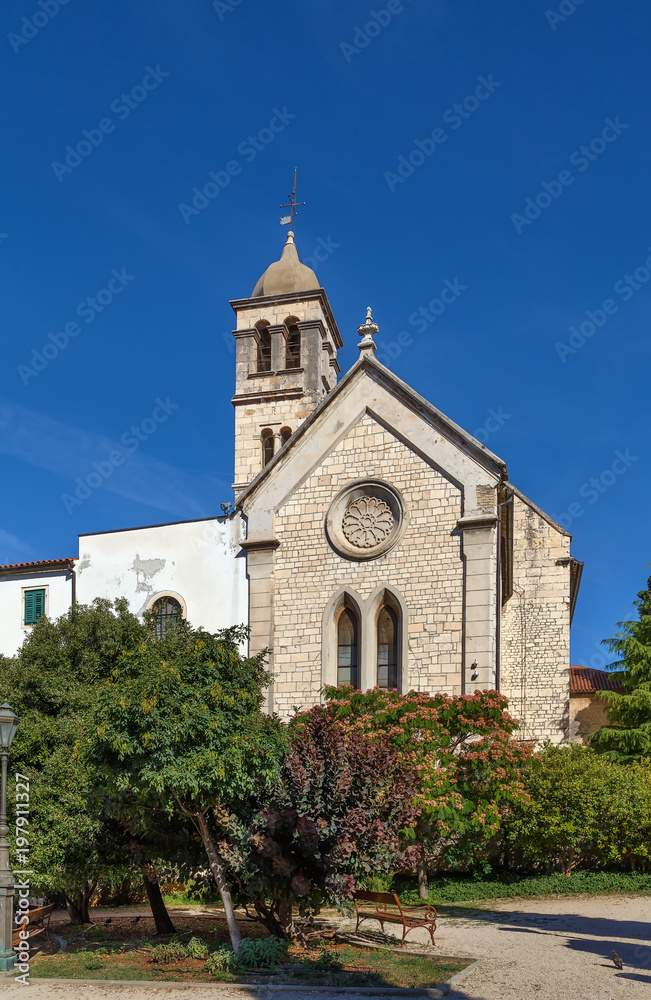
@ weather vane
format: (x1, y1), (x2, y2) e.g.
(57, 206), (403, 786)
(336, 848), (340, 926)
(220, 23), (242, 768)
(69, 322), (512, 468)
(280, 168), (305, 228)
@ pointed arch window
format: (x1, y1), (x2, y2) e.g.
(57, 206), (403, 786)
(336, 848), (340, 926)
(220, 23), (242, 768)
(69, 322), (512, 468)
(285, 324), (301, 369)
(377, 605), (398, 690)
(262, 428), (274, 466)
(257, 325), (271, 372)
(337, 607), (359, 688)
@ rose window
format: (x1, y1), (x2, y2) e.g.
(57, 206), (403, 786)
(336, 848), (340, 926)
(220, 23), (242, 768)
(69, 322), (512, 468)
(342, 496), (394, 549)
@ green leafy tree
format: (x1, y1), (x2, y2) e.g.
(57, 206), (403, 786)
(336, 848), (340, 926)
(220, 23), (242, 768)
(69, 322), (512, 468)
(325, 687), (531, 896)
(218, 706), (420, 940)
(3, 599), (147, 922)
(89, 621), (286, 953)
(591, 575), (651, 762)
(507, 744), (616, 874)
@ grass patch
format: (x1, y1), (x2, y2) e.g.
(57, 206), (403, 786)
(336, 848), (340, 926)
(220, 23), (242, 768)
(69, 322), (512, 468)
(30, 918), (465, 988)
(398, 870), (651, 905)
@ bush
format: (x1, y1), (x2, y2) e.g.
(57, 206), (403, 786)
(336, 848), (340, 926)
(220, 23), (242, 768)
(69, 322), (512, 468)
(506, 744), (651, 874)
(238, 937), (288, 968)
(186, 936), (209, 959)
(149, 941), (188, 964)
(398, 869), (651, 904)
(204, 946), (239, 975)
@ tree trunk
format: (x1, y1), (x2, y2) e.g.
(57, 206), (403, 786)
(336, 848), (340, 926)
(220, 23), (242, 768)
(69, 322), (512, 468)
(142, 868), (176, 935)
(65, 895), (84, 925)
(65, 881), (95, 924)
(416, 821), (429, 899)
(195, 811), (242, 953)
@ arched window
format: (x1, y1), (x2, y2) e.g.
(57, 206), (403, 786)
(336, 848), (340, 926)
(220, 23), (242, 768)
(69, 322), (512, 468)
(337, 607), (359, 688)
(262, 428), (274, 465)
(257, 325), (271, 372)
(280, 426), (292, 445)
(285, 325), (300, 369)
(153, 596), (182, 640)
(377, 605), (398, 690)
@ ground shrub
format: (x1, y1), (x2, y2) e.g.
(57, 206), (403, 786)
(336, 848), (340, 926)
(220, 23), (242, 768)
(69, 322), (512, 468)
(185, 936), (209, 959)
(204, 946), (239, 975)
(149, 941), (188, 964)
(237, 937), (288, 968)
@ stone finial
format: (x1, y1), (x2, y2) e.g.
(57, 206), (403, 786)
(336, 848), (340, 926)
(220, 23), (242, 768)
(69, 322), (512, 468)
(286, 230), (295, 245)
(358, 306), (378, 354)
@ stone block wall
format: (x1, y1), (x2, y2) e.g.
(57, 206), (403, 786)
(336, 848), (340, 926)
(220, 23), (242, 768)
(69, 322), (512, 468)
(500, 493), (571, 743)
(270, 412), (464, 717)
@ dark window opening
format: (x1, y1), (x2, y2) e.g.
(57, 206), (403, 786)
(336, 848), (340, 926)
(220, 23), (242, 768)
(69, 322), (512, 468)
(257, 327), (271, 372)
(153, 596), (182, 639)
(285, 325), (301, 369)
(262, 429), (274, 465)
(337, 607), (359, 688)
(377, 605), (398, 690)
(280, 426), (292, 445)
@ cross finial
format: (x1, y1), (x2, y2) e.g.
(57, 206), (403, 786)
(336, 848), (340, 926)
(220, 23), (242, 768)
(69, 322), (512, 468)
(280, 168), (306, 229)
(358, 305), (379, 354)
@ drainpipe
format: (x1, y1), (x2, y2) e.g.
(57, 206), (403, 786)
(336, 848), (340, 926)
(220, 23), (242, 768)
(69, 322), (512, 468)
(69, 559), (76, 607)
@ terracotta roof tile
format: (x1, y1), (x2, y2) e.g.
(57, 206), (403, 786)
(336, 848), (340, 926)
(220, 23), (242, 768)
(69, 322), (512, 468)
(0, 557), (76, 571)
(570, 665), (624, 694)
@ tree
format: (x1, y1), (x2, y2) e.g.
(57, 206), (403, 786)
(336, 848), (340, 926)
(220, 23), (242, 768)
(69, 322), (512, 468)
(89, 621), (286, 953)
(3, 600), (150, 923)
(506, 744), (651, 874)
(591, 575), (651, 762)
(218, 706), (420, 940)
(325, 686), (531, 896)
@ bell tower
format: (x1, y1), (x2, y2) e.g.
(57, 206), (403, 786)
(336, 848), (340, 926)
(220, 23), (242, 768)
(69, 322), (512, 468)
(230, 230), (342, 497)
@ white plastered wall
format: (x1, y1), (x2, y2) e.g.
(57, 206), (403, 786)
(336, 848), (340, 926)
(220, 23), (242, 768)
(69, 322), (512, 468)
(75, 516), (248, 634)
(0, 569), (73, 656)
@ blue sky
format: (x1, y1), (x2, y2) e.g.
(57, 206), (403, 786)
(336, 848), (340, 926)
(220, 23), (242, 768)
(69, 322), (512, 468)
(1, 0), (649, 669)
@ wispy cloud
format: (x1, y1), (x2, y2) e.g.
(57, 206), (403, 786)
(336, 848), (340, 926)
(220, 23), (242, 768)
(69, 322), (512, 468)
(0, 529), (35, 565)
(0, 398), (229, 518)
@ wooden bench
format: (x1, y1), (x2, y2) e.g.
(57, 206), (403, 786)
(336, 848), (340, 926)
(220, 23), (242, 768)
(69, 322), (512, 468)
(11, 904), (55, 950)
(352, 890), (438, 947)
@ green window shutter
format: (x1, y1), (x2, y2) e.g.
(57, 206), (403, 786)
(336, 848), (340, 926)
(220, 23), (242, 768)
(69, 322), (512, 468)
(24, 589), (45, 625)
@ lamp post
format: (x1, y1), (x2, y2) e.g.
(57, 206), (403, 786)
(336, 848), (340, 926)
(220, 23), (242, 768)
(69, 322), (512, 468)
(0, 701), (19, 974)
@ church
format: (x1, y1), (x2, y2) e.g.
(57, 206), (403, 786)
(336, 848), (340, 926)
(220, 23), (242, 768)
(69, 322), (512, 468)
(0, 229), (583, 744)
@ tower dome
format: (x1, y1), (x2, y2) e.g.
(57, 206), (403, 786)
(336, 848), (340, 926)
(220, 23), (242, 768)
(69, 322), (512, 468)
(251, 231), (320, 297)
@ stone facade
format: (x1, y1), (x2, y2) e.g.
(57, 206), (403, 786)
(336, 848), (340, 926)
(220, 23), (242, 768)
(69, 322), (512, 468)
(271, 412), (464, 717)
(500, 492), (572, 743)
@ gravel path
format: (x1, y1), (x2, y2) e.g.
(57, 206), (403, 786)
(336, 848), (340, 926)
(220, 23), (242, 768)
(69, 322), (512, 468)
(0, 894), (648, 999)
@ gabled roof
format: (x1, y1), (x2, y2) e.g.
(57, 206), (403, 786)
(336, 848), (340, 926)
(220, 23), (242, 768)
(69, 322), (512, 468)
(570, 665), (624, 694)
(236, 353), (509, 508)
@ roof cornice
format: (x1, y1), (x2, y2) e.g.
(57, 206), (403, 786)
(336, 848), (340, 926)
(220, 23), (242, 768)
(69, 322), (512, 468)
(229, 287), (343, 348)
